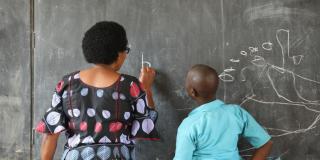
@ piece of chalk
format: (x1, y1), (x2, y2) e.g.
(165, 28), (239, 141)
(141, 52), (144, 68)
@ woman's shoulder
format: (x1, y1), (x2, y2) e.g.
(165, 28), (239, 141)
(120, 74), (139, 83)
(54, 71), (80, 94)
(61, 70), (81, 81)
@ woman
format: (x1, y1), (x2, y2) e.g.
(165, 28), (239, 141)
(35, 21), (159, 160)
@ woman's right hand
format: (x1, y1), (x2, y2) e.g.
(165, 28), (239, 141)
(139, 66), (156, 91)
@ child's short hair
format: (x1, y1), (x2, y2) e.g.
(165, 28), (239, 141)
(82, 21), (128, 65)
(188, 64), (219, 97)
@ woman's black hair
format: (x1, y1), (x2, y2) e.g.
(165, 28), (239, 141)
(82, 21), (128, 65)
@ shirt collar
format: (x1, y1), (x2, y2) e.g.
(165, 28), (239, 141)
(188, 99), (224, 116)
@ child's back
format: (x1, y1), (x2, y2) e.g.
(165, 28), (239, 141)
(174, 64), (272, 160)
(175, 100), (270, 160)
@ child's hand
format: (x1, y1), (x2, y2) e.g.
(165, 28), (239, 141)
(139, 66), (156, 91)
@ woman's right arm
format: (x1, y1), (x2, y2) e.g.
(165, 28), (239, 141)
(40, 133), (60, 160)
(139, 66), (156, 108)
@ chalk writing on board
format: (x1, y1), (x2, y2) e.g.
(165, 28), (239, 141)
(218, 72), (235, 82)
(261, 42), (273, 51)
(276, 29), (304, 66)
(232, 29), (320, 159)
(224, 67), (236, 72)
(230, 59), (240, 63)
(240, 50), (248, 56)
(221, 29), (320, 136)
(248, 46), (258, 53)
(262, 41), (273, 51)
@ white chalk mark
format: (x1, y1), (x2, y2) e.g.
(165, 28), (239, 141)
(224, 67), (236, 72)
(248, 47), (258, 53)
(242, 150), (288, 160)
(218, 72), (235, 82)
(220, 29), (320, 152)
(141, 52), (144, 68)
(141, 52), (152, 67)
(240, 51), (248, 56)
(243, 2), (318, 23)
(245, 96), (320, 113)
(239, 147), (255, 152)
(276, 29), (289, 68)
(240, 67), (249, 82)
(240, 64), (320, 137)
(143, 61), (152, 67)
(262, 41), (273, 51)
(242, 97), (320, 137)
(268, 65), (320, 103)
(272, 65), (286, 73)
(236, 29), (320, 140)
(230, 59), (240, 63)
(276, 29), (304, 66)
(251, 55), (266, 67)
(236, 29), (319, 158)
(292, 55), (304, 65)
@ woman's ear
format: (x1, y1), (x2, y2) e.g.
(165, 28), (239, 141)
(118, 52), (127, 62)
(114, 52), (127, 70)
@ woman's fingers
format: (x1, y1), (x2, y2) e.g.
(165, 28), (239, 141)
(139, 66), (156, 91)
(141, 67), (155, 76)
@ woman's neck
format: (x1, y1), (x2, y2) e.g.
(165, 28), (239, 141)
(94, 64), (118, 72)
(79, 64), (121, 88)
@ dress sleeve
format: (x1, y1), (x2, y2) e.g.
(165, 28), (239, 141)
(129, 77), (160, 140)
(240, 107), (271, 148)
(35, 78), (69, 134)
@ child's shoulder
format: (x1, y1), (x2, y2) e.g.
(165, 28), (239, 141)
(222, 103), (248, 112)
(178, 114), (202, 131)
(223, 103), (241, 109)
(220, 103), (251, 120)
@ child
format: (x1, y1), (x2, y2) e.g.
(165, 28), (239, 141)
(174, 64), (272, 160)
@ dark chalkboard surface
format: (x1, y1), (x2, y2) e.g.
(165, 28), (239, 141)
(33, 0), (320, 159)
(0, 0), (31, 159)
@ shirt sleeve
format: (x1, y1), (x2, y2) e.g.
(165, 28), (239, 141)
(173, 123), (196, 160)
(35, 78), (69, 134)
(129, 77), (160, 140)
(240, 107), (271, 148)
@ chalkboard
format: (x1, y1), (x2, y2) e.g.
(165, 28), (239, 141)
(33, 0), (320, 159)
(0, 0), (31, 159)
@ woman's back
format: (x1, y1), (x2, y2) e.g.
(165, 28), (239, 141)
(37, 71), (159, 159)
(36, 21), (159, 160)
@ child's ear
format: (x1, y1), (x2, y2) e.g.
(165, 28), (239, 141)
(190, 88), (197, 98)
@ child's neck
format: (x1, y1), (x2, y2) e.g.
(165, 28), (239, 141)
(197, 97), (216, 106)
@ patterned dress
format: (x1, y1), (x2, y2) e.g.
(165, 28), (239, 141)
(35, 71), (159, 160)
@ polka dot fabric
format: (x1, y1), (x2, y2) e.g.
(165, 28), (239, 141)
(35, 71), (159, 160)
(62, 144), (136, 160)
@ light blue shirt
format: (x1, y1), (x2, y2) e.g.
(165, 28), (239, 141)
(174, 99), (271, 160)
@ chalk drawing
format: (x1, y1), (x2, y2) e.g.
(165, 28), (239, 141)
(262, 41), (273, 51)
